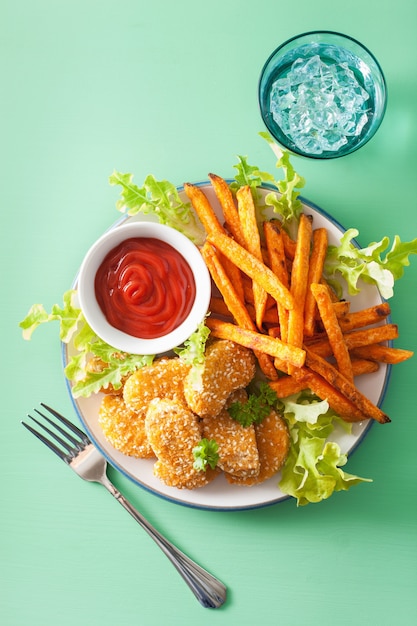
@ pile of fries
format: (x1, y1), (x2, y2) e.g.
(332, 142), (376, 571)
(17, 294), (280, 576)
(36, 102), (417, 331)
(183, 176), (413, 425)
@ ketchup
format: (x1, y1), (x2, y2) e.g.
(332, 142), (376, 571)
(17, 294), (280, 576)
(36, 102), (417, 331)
(95, 237), (196, 339)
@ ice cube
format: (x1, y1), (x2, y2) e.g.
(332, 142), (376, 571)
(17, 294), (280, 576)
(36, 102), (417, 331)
(269, 54), (371, 154)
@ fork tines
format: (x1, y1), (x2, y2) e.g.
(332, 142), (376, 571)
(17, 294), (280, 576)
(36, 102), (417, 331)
(22, 403), (90, 462)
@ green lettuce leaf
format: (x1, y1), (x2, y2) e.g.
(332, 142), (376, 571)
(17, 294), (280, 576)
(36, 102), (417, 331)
(260, 131), (305, 225)
(174, 319), (210, 391)
(20, 290), (83, 342)
(278, 391), (371, 505)
(280, 436), (369, 506)
(109, 171), (205, 245)
(282, 395), (330, 425)
(229, 141), (305, 232)
(69, 349), (153, 398)
(230, 155), (274, 194)
(325, 229), (417, 298)
(19, 289), (153, 398)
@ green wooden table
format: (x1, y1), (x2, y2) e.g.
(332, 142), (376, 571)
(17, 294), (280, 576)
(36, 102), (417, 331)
(2, 1), (416, 624)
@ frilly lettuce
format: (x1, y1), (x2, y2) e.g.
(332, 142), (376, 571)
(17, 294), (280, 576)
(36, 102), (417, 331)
(20, 290), (83, 343)
(230, 133), (305, 228)
(230, 154), (268, 195)
(325, 228), (417, 299)
(259, 131), (305, 225)
(278, 391), (371, 505)
(109, 171), (205, 246)
(19, 290), (154, 398)
(174, 319), (210, 391)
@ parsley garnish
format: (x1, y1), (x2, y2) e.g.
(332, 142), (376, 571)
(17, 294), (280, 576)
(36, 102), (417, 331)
(192, 439), (219, 472)
(227, 382), (278, 427)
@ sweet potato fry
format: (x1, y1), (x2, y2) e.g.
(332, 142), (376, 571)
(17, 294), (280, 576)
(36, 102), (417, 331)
(241, 274), (255, 304)
(202, 243), (252, 328)
(207, 231), (294, 310)
(208, 173), (245, 245)
(278, 223), (297, 260)
(350, 344), (414, 364)
(304, 348), (390, 423)
(205, 317), (306, 369)
(183, 181), (247, 300)
(210, 296), (279, 326)
(314, 301), (350, 333)
(338, 302), (391, 332)
(332, 300), (351, 318)
(183, 182), (224, 236)
(260, 307), (279, 325)
(287, 214), (312, 373)
(209, 296), (233, 319)
(305, 323), (399, 358)
(237, 185), (268, 329)
(241, 278), (276, 313)
(320, 277), (340, 302)
(350, 357), (380, 376)
(202, 243), (278, 379)
(269, 375), (306, 398)
(219, 252), (245, 302)
(291, 366), (367, 422)
(263, 221), (289, 285)
(255, 352), (280, 380)
(310, 282), (353, 381)
(346, 323), (399, 347)
(264, 220), (290, 342)
(270, 357), (379, 398)
(304, 228), (328, 337)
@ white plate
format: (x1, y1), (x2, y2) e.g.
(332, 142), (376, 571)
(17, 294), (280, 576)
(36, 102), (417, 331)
(63, 183), (390, 510)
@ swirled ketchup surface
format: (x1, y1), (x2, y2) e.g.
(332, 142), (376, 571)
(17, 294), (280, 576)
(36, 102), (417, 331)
(94, 237), (196, 339)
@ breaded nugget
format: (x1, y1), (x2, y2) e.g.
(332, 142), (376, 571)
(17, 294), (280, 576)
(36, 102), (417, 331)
(98, 394), (154, 458)
(226, 408), (290, 486)
(145, 398), (219, 489)
(184, 339), (256, 418)
(123, 357), (190, 415)
(202, 389), (260, 479)
(153, 459), (218, 490)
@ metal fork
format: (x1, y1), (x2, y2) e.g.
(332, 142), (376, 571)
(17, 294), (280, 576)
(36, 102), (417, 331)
(22, 403), (227, 609)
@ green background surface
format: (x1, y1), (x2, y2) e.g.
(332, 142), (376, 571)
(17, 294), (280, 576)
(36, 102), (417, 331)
(2, 1), (417, 625)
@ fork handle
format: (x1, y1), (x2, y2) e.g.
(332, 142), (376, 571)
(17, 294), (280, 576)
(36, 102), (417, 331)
(100, 477), (226, 608)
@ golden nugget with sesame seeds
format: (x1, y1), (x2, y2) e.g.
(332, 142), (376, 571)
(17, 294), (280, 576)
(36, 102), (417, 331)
(123, 357), (190, 416)
(226, 408), (290, 486)
(98, 394), (155, 458)
(201, 389), (260, 480)
(145, 398), (219, 489)
(183, 339), (256, 419)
